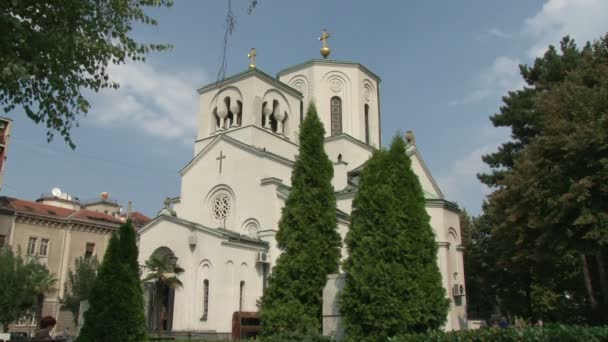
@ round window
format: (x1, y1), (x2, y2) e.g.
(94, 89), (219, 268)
(211, 193), (231, 222)
(244, 222), (260, 239)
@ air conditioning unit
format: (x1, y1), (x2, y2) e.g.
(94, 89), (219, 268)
(452, 284), (465, 297)
(256, 252), (270, 264)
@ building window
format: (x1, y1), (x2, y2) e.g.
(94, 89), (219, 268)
(364, 104), (370, 144)
(39, 238), (49, 257)
(239, 281), (245, 311)
(202, 279), (209, 321)
(330, 97), (342, 136)
(211, 193), (232, 223)
(27, 237), (37, 256)
(300, 100), (304, 123)
(0, 234), (5, 248)
(85, 242), (95, 259)
(243, 221), (260, 239)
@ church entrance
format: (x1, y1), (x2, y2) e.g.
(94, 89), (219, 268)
(144, 246), (178, 334)
(145, 282), (175, 332)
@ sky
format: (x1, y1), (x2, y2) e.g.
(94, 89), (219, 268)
(3, 0), (608, 217)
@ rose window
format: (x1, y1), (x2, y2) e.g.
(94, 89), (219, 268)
(244, 222), (260, 239)
(211, 193), (231, 222)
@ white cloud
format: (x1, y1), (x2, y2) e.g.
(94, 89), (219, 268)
(436, 125), (509, 213)
(524, 0), (608, 57)
(450, 56), (524, 105)
(89, 62), (207, 144)
(488, 28), (512, 39)
(437, 146), (492, 210)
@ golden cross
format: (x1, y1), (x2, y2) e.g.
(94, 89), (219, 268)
(319, 29), (331, 47)
(248, 48), (257, 69)
(318, 29), (331, 59)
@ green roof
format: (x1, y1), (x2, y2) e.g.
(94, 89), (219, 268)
(277, 59), (381, 82)
(197, 68), (302, 97)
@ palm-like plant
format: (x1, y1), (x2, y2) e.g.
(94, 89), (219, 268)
(141, 255), (184, 336)
(26, 262), (57, 327)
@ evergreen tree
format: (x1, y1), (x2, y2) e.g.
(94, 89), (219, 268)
(61, 257), (99, 325)
(260, 103), (341, 335)
(77, 221), (147, 341)
(489, 33), (608, 322)
(479, 36), (584, 187)
(118, 220), (147, 340)
(340, 136), (449, 340)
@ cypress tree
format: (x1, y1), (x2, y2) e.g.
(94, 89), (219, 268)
(340, 136), (449, 340)
(118, 220), (147, 341)
(260, 103), (341, 335)
(77, 221), (147, 341)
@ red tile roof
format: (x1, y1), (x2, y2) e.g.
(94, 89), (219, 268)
(120, 211), (152, 228)
(130, 211), (152, 226)
(0, 197), (122, 226)
(2, 197), (75, 218)
(71, 209), (123, 225)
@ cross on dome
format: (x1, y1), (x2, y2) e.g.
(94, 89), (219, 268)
(319, 29), (331, 59)
(248, 48), (257, 69)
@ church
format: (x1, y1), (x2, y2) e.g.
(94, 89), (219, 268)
(137, 32), (467, 338)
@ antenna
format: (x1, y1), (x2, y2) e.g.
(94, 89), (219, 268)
(51, 187), (62, 197)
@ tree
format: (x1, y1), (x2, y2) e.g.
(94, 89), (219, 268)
(61, 257), (99, 325)
(0, 247), (56, 332)
(141, 254), (184, 337)
(479, 36), (584, 187)
(340, 136), (449, 340)
(259, 103), (342, 335)
(78, 221), (147, 341)
(489, 33), (608, 323)
(0, 247), (32, 332)
(1, 0), (173, 148)
(26, 262), (57, 328)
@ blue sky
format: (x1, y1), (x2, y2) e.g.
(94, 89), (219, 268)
(3, 0), (608, 216)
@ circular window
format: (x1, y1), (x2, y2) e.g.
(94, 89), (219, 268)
(211, 193), (231, 222)
(244, 222), (260, 239)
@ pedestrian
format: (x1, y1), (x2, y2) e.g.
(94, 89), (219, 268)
(34, 316), (57, 340)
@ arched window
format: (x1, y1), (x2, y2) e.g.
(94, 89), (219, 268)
(213, 108), (220, 131)
(364, 104), (370, 144)
(224, 97), (233, 129)
(239, 281), (245, 311)
(235, 100), (243, 127)
(330, 96), (342, 136)
(270, 100), (279, 132)
(202, 279), (209, 321)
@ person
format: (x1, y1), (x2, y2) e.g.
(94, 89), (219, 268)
(34, 316), (56, 340)
(498, 317), (510, 329)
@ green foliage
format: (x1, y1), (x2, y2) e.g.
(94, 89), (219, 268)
(141, 253), (184, 336)
(256, 332), (330, 342)
(394, 324), (608, 342)
(340, 136), (449, 340)
(477, 33), (608, 324)
(77, 221), (147, 341)
(0, 0), (173, 148)
(479, 36), (584, 187)
(260, 103), (342, 335)
(61, 256), (100, 325)
(0, 247), (55, 332)
(461, 210), (496, 320)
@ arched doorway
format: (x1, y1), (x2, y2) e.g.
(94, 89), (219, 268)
(144, 247), (178, 333)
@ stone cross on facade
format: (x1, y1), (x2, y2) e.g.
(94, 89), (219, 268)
(248, 48), (257, 69)
(216, 151), (226, 173)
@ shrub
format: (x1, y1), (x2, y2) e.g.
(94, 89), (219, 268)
(393, 324), (608, 342)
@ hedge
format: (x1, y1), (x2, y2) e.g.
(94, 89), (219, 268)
(393, 324), (608, 342)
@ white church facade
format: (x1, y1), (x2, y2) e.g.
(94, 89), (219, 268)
(137, 48), (467, 337)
